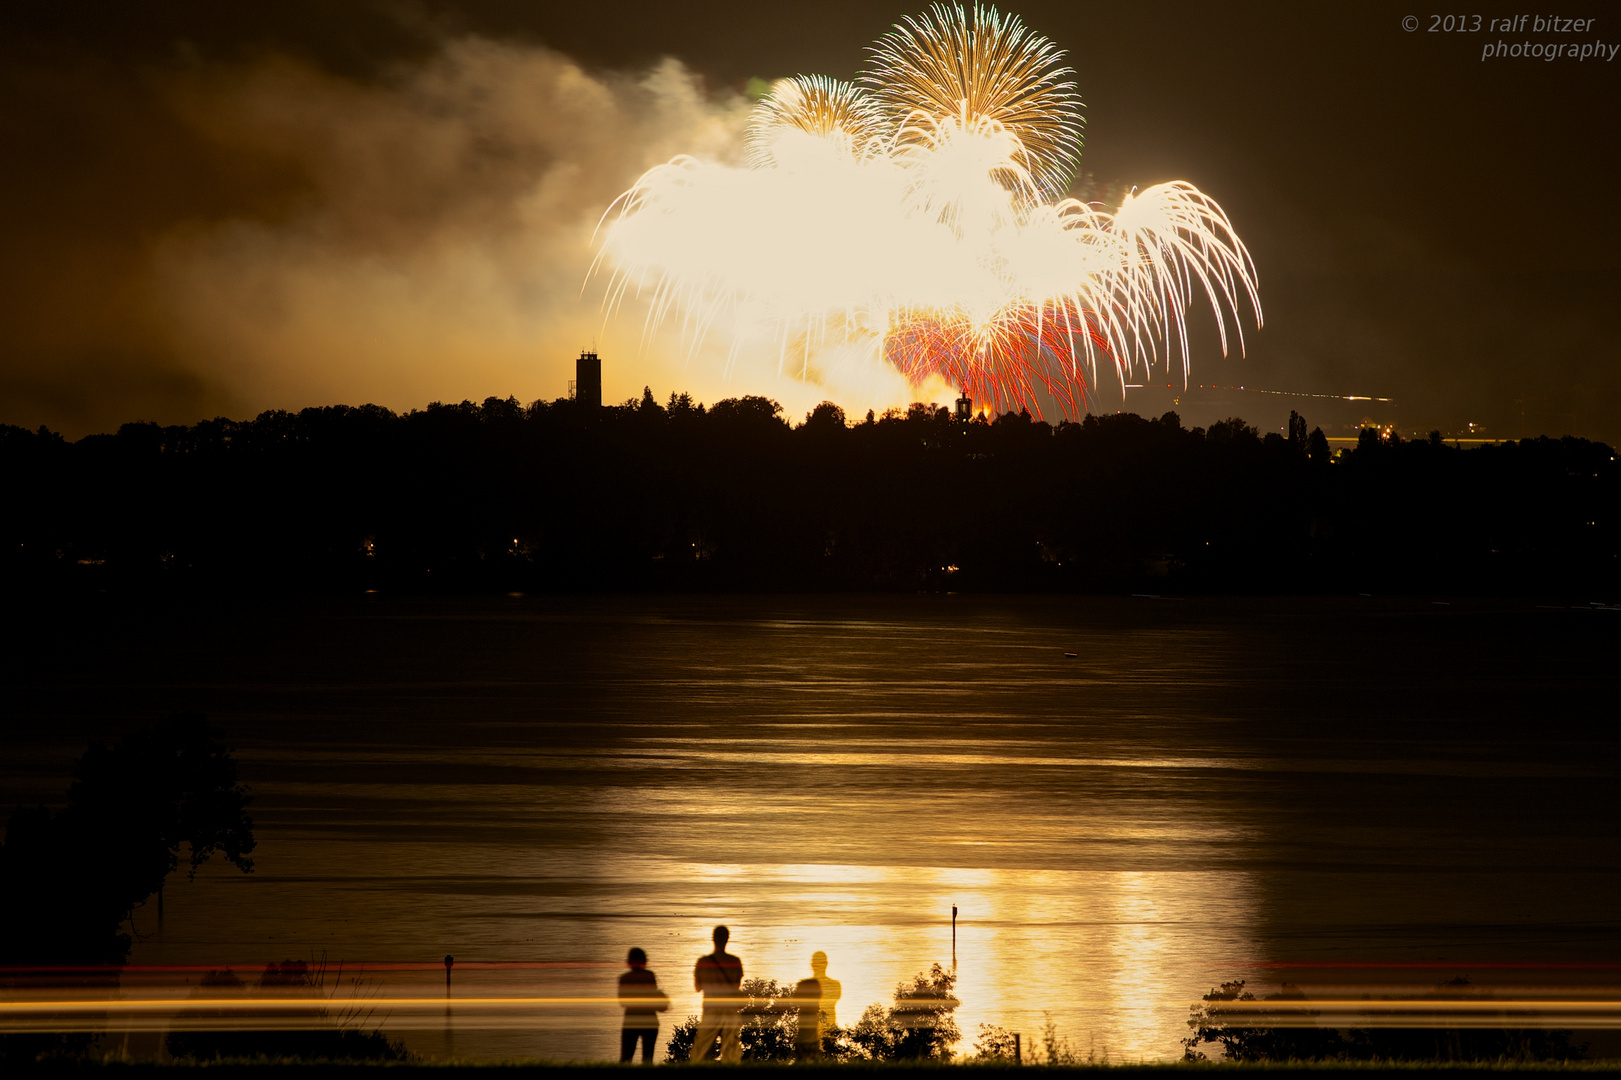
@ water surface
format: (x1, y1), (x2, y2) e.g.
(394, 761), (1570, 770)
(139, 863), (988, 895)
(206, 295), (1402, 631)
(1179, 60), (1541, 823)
(4, 595), (1619, 1060)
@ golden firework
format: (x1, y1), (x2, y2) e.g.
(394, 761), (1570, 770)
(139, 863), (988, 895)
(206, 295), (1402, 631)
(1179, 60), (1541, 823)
(747, 76), (892, 167)
(864, 2), (1082, 200)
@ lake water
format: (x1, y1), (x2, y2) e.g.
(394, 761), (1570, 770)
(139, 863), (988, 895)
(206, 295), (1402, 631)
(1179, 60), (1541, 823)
(4, 594), (1620, 1061)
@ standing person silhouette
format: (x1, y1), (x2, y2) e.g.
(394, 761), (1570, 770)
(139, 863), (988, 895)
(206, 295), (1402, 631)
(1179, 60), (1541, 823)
(617, 947), (667, 1064)
(810, 951), (841, 1037)
(691, 925), (744, 1062)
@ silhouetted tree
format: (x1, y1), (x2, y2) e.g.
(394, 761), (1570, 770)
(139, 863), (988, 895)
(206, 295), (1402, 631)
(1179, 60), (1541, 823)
(0, 713), (255, 967)
(708, 395), (788, 433)
(1288, 410), (1308, 449)
(801, 401), (847, 433)
(1308, 425), (1331, 464)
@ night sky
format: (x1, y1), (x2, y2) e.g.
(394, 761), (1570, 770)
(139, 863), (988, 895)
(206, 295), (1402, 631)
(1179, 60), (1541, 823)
(3, 0), (1618, 441)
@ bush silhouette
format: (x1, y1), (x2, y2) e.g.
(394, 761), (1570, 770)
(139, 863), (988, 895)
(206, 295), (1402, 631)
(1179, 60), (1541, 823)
(847, 963), (961, 1061)
(166, 959), (408, 1063)
(1184, 977), (1586, 1063)
(664, 977), (804, 1062)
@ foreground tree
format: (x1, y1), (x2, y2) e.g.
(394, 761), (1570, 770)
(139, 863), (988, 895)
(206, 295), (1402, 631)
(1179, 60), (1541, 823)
(0, 712), (256, 967)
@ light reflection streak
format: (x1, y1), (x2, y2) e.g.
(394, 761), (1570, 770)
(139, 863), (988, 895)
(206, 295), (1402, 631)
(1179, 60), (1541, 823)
(1104, 871), (1174, 1055)
(0, 996), (638, 1034)
(252, 745), (1602, 780)
(16, 992), (1621, 1038)
(588, 749), (1266, 770)
(1203, 996), (1621, 1029)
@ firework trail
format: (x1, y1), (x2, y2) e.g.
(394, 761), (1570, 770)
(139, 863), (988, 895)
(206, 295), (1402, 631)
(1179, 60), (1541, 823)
(596, 2), (1261, 418)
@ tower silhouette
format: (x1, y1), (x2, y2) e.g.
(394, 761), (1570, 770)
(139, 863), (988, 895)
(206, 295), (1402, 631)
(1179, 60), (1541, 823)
(575, 349), (602, 408)
(955, 389), (973, 421)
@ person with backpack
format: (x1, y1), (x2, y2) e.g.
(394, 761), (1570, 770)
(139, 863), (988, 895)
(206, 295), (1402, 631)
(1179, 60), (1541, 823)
(618, 947), (668, 1063)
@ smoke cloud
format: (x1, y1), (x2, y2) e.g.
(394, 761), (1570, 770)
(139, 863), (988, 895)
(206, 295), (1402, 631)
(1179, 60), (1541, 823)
(2, 36), (911, 436)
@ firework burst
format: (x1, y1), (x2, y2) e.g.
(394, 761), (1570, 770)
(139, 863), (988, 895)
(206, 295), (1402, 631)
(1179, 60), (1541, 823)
(746, 75), (889, 166)
(597, 2), (1260, 418)
(866, 2), (1082, 202)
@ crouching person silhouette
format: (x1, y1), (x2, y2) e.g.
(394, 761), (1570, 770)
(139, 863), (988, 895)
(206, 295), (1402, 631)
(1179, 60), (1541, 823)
(618, 947), (668, 1063)
(792, 968), (822, 1061)
(692, 925), (744, 1062)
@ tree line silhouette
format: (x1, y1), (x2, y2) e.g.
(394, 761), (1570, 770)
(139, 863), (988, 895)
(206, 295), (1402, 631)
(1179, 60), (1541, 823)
(4, 392), (1616, 595)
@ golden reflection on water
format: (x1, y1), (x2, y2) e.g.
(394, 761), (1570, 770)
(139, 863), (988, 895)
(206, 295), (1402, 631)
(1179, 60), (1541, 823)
(639, 858), (1257, 1064)
(121, 770), (1260, 1061)
(108, 759), (1263, 1062)
(93, 598), (1290, 1062)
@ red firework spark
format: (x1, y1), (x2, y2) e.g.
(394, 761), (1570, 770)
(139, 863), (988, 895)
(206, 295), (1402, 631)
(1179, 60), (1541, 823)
(882, 301), (1111, 420)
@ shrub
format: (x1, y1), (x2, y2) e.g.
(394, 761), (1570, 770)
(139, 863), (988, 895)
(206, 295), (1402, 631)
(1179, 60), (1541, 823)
(972, 1022), (1017, 1060)
(1184, 977), (1586, 1063)
(664, 978), (807, 1062)
(166, 958), (408, 1062)
(846, 963), (960, 1061)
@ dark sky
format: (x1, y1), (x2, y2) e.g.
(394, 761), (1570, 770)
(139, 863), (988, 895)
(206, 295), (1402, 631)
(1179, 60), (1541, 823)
(4, 0), (1619, 440)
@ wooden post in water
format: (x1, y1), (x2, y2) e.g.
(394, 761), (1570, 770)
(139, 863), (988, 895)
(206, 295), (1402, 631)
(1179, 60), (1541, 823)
(1014, 1032), (1021, 1064)
(951, 905), (957, 970)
